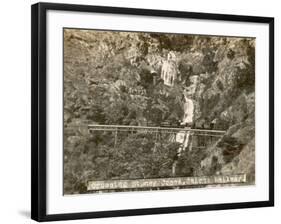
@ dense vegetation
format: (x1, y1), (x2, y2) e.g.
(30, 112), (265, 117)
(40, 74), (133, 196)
(63, 29), (255, 194)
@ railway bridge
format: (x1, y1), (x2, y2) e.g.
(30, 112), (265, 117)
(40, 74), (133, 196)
(86, 124), (226, 151)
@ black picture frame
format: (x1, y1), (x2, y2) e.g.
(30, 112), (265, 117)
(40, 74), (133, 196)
(31, 2), (274, 222)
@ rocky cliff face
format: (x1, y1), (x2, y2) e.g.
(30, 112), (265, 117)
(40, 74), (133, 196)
(189, 38), (255, 183)
(63, 29), (255, 193)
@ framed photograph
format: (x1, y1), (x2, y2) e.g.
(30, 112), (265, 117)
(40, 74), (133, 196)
(31, 2), (274, 222)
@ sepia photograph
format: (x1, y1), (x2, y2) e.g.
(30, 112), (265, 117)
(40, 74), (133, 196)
(63, 28), (255, 195)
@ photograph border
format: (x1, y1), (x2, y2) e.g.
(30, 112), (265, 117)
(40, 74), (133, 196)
(31, 2), (274, 222)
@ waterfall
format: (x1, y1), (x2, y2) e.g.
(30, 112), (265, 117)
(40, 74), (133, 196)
(181, 96), (194, 125)
(161, 52), (177, 86)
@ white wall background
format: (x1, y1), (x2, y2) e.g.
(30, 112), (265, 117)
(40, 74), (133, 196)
(0, 0), (279, 223)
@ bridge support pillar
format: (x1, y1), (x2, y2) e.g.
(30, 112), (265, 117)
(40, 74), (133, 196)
(114, 128), (118, 148)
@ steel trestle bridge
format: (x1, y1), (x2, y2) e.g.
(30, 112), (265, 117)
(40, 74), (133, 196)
(84, 124), (226, 150)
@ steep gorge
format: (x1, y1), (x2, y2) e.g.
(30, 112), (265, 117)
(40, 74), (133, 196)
(64, 29), (255, 193)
